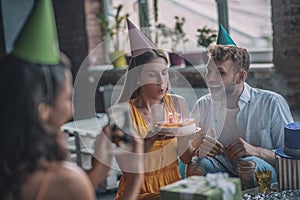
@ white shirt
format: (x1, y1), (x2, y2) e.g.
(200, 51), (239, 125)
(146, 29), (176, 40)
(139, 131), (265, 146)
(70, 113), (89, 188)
(191, 82), (294, 150)
(219, 107), (240, 147)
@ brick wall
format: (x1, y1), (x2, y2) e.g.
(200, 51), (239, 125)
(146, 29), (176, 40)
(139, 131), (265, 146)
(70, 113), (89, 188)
(272, 0), (300, 109)
(84, 0), (106, 66)
(53, 0), (89, 77)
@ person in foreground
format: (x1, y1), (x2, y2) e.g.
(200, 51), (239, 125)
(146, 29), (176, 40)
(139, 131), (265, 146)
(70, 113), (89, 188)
(187, 25), (294, 184)
(113, 19), (196, 200)
(0, 38), (144, 200)
(0, 54), (98, 200)
(0, 1), (143, 200)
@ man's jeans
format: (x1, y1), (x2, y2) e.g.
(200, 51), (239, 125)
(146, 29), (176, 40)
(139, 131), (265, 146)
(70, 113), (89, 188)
(188, 155), (277, 185)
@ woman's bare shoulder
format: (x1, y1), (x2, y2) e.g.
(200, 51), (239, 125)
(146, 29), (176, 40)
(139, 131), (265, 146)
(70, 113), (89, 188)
(20, 161), (96, 200)
(56, 161), (87, 174)
(49, 161), (96, 199)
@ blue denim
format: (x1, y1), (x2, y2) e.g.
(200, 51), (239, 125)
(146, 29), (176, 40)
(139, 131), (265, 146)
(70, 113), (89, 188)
(190, 155), (277, 184)
(178, 157), (186, 179)
(240, 156), (277, 183)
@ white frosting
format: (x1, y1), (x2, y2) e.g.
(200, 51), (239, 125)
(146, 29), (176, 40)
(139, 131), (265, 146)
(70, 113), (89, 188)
(155, 121), (196, 136)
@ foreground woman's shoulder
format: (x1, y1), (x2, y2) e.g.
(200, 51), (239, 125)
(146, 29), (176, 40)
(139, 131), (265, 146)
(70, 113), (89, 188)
(49, 161), (96, 200)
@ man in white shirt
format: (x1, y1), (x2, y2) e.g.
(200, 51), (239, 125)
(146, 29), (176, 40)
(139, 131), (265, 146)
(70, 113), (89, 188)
(187, 37), (294, 184)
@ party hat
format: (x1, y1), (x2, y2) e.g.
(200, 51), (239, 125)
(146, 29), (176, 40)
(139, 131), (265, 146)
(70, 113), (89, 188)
(216, 24), (236, 46)
(127, 19), (155, 58)
(1, 0), (35, 53)
(12, 0), (60, 64)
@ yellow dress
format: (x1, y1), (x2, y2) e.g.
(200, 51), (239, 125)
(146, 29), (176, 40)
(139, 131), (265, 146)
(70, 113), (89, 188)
(115, 94), (181, 200)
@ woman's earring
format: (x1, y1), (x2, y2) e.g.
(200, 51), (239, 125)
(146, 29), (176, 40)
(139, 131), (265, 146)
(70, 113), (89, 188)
(38, 103), (51, 122)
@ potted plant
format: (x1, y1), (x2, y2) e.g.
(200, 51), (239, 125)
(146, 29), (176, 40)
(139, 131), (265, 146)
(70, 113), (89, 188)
(183, 26), (217, 66)
(170, 16), (189, 53)
(168, 16), (188, 67)
(96, 4), (129, 68)
(155, 16), (188, 67)
(196, 26), (217, 48)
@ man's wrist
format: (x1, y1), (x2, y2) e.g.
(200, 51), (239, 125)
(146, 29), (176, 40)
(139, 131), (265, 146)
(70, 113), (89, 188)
(192, 147), (198, 157)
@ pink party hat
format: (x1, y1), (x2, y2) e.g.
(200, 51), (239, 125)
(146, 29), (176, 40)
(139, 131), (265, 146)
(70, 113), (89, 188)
(127, 19), (155, 58)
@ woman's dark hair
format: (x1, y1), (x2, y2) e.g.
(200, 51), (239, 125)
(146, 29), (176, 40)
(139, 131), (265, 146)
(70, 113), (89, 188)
(116, 49), (169, 103)
(0, 55), (69, 199)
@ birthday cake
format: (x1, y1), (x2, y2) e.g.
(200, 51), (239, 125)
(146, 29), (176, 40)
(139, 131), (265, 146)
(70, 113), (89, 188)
(275, 122), (300, 190)
(155, 112), (196, 136)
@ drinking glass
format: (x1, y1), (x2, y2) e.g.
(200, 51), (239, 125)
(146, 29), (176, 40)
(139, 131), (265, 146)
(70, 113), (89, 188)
(238, 160), (256, 190)
(255, 170), (272, 193)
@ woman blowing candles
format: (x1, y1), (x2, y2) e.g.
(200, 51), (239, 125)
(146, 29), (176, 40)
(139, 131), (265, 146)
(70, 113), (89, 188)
(113, 19), (198, 200)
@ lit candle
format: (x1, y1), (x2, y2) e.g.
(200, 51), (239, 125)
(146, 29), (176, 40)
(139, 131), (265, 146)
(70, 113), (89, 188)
(168, 112), (174, 124)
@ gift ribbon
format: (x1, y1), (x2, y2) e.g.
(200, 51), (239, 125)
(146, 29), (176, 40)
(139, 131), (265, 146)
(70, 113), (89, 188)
(165, 173), (236, 199)
(206, 173), (236, 200)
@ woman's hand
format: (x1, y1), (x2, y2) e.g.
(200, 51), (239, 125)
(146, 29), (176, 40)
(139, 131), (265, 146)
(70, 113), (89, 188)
(86, 125), (113, 187)
(143, 131), (175, 152)
(114, 130), (144, 173)
(93, 125), (113, 166)
(116, 131), (144, 200)
(177, 128), (197, 164)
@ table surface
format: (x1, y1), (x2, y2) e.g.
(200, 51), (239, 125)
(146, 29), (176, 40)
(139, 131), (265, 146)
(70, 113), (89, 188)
(243, 182), (279, 194)
(61, 113), (109, 137)
(242, 182), (300, 199)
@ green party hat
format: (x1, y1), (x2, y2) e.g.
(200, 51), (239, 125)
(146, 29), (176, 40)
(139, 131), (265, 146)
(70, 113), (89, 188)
(12, 0), (59, 64)
(216, 24), (236, 46)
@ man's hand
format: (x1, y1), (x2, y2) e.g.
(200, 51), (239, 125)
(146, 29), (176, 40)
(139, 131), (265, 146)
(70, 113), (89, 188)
(225, 138), (257, 160)
(197, 128), (223, 157)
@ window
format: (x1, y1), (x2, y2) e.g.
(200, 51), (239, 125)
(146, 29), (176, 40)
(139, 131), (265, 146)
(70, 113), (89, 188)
(107, 0), (272, 62)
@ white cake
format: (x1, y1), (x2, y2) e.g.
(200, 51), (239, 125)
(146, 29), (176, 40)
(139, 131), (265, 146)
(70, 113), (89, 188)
(155, 119), (196, 136)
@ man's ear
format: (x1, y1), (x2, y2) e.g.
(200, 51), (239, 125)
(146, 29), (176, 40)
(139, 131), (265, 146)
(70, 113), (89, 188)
(236, 70), (247, 84)
(38, 103), (51, 122)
